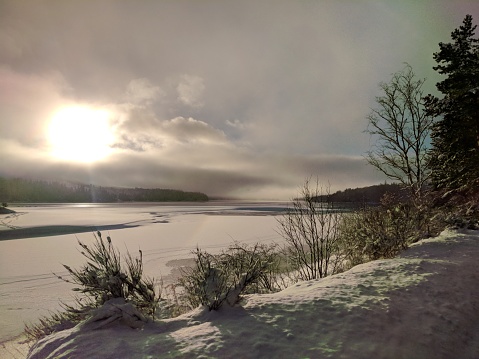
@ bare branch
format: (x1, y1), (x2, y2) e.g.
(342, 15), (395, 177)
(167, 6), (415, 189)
(365, 64), (433, 199)
(277, 179), (344, 280)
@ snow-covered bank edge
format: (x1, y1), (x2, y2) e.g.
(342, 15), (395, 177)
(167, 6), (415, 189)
(24, 229), (479, 358)
(0, 334), (29, 359)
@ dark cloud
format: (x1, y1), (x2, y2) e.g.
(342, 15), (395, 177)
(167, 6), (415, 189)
(161, 117), (226, 144)
(111, 134), (161, 153)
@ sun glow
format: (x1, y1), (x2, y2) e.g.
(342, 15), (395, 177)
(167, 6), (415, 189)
(48, 106), (115, 163)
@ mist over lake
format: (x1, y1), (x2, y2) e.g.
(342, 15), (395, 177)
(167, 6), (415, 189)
(0, 202), (288, 342)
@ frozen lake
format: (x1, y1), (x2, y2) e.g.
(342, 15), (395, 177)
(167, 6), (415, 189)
(0, 202), (288, 343)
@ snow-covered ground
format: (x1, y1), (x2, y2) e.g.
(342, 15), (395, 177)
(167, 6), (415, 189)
(18, 229), (479, 359)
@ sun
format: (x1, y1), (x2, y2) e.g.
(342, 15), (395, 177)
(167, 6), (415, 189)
(48, 105), (115, 163)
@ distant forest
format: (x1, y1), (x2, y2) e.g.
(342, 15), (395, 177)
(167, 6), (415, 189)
(318, 183), (403, 204)
(0, 177), (209, 203)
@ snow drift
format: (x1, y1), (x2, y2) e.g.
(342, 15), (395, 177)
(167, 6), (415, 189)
(27, 229), (479, 359)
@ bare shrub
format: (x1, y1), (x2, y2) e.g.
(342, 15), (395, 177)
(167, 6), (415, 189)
(277, 179), (344, 281)
(177, 242), (280, 311)
(340, 193), (420, 266)
(430, 183), (479, 230)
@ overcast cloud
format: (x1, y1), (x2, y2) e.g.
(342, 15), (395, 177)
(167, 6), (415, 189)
(0, 1), (477, 199)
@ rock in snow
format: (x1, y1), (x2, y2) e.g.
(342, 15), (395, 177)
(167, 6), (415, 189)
(27, 229), (479, 359)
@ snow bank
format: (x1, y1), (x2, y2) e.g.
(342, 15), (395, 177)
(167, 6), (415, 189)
(27, 229), (479, 359)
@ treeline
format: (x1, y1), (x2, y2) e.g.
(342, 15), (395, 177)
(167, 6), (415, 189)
(327, 183), (403, 204)
(0, 177), (209, 203)
(314, 183), (402, 204)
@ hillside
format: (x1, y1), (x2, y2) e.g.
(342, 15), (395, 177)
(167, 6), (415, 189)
(0, 177), (209, 203)
(23, 229), (479, 359)
(321, 183), (403, 204)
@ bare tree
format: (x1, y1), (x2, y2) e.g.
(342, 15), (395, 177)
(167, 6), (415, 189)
(277, 179), (344, 280)
(366, 64), (433, 200)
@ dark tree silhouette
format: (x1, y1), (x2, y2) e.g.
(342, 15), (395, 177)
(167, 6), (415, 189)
(0, 177), (208, 203)
(366, 65), (433, 200)
(425, 15), (479, 195)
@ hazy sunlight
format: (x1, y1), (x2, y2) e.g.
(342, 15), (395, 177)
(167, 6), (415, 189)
(48, 106), (115, 163)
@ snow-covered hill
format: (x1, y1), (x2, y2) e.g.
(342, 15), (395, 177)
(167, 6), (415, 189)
(25, 229), (479, 359)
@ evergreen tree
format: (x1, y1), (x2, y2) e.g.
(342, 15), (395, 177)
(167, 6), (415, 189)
(425, 15), (479, 194)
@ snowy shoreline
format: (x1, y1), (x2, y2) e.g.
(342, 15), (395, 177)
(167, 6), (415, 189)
(19, 229), (479, 359)
(0, 203), (286, 345)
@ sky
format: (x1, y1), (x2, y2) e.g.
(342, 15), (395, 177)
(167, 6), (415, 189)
(0, 1), (478, 200)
